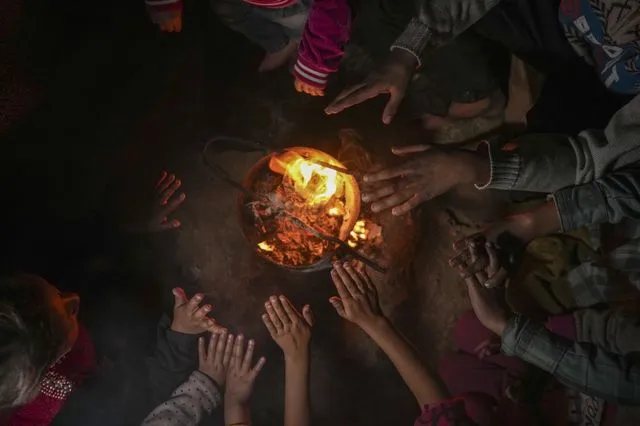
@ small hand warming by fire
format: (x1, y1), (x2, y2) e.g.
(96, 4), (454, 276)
(248, 147), (363, 268)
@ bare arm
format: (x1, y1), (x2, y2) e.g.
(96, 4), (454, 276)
(284, 356), (311, 426)
(362, 317), (446, 407)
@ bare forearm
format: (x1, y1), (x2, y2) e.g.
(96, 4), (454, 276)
(284, 354), (310, 426)
(224, 400), (251, 426)
(362, 318), (445, 407)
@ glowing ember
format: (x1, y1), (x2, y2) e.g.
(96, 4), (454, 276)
(257, 241), (274, 252)
(347, 219), (369, 248)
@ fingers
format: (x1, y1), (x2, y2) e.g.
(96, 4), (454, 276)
(187, 293), (204, 313)
(262, 313), (277, 336)
(251, 356), (267, 378)
(469, 243), (488, 283)
(324, 82), (368, 114)
(391, 145), (432, 156)
(325, 82), (383, 115)
(333, 262), (359, 297)
(269, 296), (291, 325)
(342, 262), (364, 291)
(194, 303), (212, 320)
(209, 331), (220, 362)
(222, 333), (234, 366)
(158, 172), (176, 192)
(391, 194), (422, 216)
(361, 183), (396, 203)
(329, 296), (346, 317)
(212, 330), (226, 364)
(172, 287), (188, 308)
(265, 300), (284, 330)
(160, 177), (183, 204)
(158, 218), (181, 231)
(241, 337), (255, 371)
(370, 191), (415, 214)
(330, 268), (350, 301)
(485, 267), (509, 289)
(279, 295), (300, 323)
(452, 233), (484, 252)
(302, 304), (314, 327)
(382, 90), (405, 124)
(198, 336), (206, 363)
(156, 170), (168, 188)
(362, 164), (413, 183)
(160, 192), (186, 216)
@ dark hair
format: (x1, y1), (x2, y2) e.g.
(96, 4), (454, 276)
(0, 274), (65, 410)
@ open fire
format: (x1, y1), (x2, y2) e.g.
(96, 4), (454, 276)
(246, 147), (362, 269)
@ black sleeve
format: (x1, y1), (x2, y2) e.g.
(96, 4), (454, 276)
(146, 314), (200, 404)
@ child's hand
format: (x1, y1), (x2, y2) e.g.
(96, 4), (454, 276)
(294, 79), (325, 97)
(329, 262), (384, 330)
(450, 234), (511, 289)
(262, 295), (313, 361)
(170, 287), (223, 334)
(456, 242), (510, 336)
(148, 171), (186, 232)
(147, 7), (183, 32)
(198, 331), (234, 387)
(225, 335), (266, 405)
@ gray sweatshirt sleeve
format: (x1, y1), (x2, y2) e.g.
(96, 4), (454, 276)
(551, 166), (640, 231)
(141, 371), (222, 426)
(479, 93), (640, 193)
(574, 309), (640, 355)
(390, 0), (502, 64)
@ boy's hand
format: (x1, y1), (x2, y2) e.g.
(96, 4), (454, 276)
(294, 79), (324, 97)
(147, 7), (183, 32)
(198, 331), (234, 387)
(262, 295), (313, 361)
(149, 171), (186, 232)
(171, 287), (223, 334)
(456, 242), (510, 336)
(225, 335), (266, 405)
(329, 262), (384, 330)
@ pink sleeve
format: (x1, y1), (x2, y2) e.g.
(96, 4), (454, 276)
(414, 397), (478, 426)
(293, 0), (352, 89)
(145, 0), (183, 14)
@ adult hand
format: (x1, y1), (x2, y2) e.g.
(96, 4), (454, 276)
(362, 145), (489, 215)
(147, 7), (183, 32)
(325, 49), (418, 124)
(456, 242), (510, 336)
(148, 170), (186, 232)
(329, 262), (383, 330)
(225, 335), (266, 405)
(170, 287), (224, 334)
(198, 331), (234, 387)
(262, 295), (314, 362)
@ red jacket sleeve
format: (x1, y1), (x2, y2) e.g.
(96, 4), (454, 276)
(293, 0), (352, 89)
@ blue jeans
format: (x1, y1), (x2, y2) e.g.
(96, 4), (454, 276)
(211, 0), (311, 53)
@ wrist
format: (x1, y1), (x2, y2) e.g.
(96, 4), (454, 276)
(284, 347), (310, 365)
(359, 315), (390, 335)
(388, 48), (419, 70)
(489, 315), (510, 337)
(456, 147), (490, 186)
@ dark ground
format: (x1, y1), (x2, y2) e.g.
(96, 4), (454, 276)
(1, 1), (511, 424)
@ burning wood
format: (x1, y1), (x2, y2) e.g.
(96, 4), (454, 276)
(247, 147), (360, 268)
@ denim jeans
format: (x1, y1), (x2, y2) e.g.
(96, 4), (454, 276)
(211, 0), (311, 53)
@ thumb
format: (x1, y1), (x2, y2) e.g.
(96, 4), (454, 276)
(391, 144), (433, 156)
(302, 305), (314, 327)
(329, 297), (346, 317)
(172, 287), (188, 308)
(382, 90), (405, 124)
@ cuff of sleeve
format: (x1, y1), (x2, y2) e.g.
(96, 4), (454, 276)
(475, 141), (522, 190)
(293, 58), (330, 89)
(390, 18), (432, 68)
(550, 184), (607, 232)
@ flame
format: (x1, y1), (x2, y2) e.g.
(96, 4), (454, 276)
(258, 241), (274, 252)
(269, 151), (339, 206)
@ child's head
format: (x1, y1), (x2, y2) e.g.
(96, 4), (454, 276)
(0, 274), (80, 410)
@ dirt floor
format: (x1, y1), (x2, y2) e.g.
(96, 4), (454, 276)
(1, 3), (513, 425)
